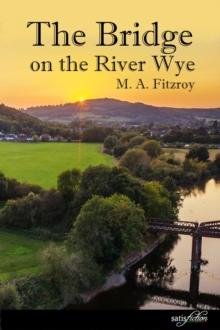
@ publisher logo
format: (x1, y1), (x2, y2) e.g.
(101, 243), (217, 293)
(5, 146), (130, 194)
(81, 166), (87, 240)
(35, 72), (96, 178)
(171, 310), (208, 327)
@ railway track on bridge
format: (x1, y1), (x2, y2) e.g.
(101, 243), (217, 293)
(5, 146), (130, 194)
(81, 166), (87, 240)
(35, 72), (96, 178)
(148, 220), (220, 238)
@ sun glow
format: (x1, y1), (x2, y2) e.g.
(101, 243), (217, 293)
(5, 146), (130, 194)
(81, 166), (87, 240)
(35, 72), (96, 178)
(1, 0), (220, 108)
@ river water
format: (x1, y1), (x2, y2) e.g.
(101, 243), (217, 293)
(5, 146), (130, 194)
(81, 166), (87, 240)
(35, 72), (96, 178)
(73, 179), (220, 310)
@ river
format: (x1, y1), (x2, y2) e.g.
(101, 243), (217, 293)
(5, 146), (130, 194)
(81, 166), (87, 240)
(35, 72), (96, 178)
(72, 179), (220, 310)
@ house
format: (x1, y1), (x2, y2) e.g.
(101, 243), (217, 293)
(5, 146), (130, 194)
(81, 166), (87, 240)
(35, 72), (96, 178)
(4, 134), (18, 141)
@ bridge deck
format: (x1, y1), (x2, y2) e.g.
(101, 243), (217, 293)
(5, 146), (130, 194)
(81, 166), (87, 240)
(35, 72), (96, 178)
(149, 220), (220, 238)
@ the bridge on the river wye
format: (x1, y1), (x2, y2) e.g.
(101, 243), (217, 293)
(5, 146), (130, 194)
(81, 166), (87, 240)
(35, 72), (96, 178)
(149, 221), (220, 268)
(149, 220), (220, 238)
(149, 220), (220, 270)
(148, 220), (220, 307)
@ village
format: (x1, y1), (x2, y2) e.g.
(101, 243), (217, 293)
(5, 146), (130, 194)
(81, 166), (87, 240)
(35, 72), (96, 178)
(0, 132), (66, 142)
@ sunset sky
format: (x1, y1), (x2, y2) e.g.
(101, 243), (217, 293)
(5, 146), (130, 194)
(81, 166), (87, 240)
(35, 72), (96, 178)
(1, 0), (220, 108)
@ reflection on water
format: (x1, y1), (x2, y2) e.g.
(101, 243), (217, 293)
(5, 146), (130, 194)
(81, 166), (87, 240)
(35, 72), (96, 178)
(179, 179), (220, 221)
(71, 179), (220, 310)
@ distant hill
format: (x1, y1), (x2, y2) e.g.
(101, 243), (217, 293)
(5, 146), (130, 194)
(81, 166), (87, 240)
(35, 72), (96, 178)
(24, 98), (220, 126)
(0, 104), (44, 133)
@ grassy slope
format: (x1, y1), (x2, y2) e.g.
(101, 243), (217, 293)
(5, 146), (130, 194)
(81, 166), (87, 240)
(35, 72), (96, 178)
(0, 142), (113, 188)
(0, 230), (50, 281)
(163, 148), (220, 161)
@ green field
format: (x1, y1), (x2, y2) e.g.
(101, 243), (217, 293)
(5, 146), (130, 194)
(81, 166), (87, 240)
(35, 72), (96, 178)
(0, 142), (113, 188)
(163, 148), (220, 161)
(0, 230), (49, 281)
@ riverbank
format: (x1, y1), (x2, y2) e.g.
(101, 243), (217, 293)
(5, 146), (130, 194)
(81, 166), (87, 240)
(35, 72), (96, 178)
(80, 234), (166, 304)
(75, 179), (220, 310)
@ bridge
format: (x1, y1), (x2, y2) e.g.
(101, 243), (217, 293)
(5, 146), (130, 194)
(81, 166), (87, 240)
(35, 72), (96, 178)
(148, 219), (220, 307)
(148, 220), (220, 238)
(145, 286), (220, 310)
(149, 220), (220, 270)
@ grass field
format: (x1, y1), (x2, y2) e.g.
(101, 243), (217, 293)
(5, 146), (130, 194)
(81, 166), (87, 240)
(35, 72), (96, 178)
(163, 148), (220, 161)
(0, 230), (50, 281)
(0, 142), (113, 188)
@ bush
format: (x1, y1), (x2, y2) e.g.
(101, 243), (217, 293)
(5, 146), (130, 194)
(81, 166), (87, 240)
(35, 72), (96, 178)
(0, 172), (8, 199)
(128, 135), (146, 148)
(104, 135), (119, 152)
(0, 283), (20, 309)
(80, 165), (112, 198)
(186, 144), (209, 162)
(78, 166), (180, 220)
(213, 153), (220, 173)
(113, 143), (128, 157)
(0, 190), (66, 230)
(142, 140), (162, 158)
(15, 275), (61, 309)
(120, 148), (151, 179)
(67, 194), (147, 271)
(81, 126), (113, 142)
(0, 172), (42, 201)
(144, 182), (177, 220)
(7, 179), (42, 199)
(42, 244), (103, 304)
(120, 132), (137, 143)
(150, 159), (183, 182)
(57, 169), (81, 201)
(183, 158), (209, 180)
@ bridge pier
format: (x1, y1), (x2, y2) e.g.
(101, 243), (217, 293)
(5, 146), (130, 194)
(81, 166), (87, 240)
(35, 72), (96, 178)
(148, 220), (220, 308)
(189, 234), (202, 307)
(191, 234), (202, 271)
(189, 265), (200, 307)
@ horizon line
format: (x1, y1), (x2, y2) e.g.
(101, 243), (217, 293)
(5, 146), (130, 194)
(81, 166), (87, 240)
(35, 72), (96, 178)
(1, 97), (220, 111)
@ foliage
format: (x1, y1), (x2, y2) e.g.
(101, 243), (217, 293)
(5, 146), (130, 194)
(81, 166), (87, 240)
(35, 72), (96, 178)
(163, 126), (220, 145)
(0, 283), (21, 309)
(213, 153), (220, 173)
(79, 166), (147, 210)
(103, 135), (119, 152)
(79, 166), (179, 220)
(120, 148), (151, 179)
(0, 171), (42, 201)
(0, 190), (66, 230)
(183, 158), (209, 179)
(0, 104), (75, 139)
(186, 144), (209, 162)
(142, 140), (162, 158)
(0, 104), (44, 135)
(0, 172), (8, 199)
(144, 182), (177, 220)
(80, 165), (112, 198)
(128, 135), (146, 148)
(150, 159), (183, 182)
(67, 194), (147, 270)
(162, 176), (182, 208)
(42, 244), (103, 305)
(81, 126), (113, 142)
(57, 169), (81, 201)
(120, 132), (137, 143)
(113, 143), (128, 157)
(15, 275), (62, 309)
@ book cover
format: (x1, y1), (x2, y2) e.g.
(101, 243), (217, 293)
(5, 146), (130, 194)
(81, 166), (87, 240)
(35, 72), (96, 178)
(0, 0), (219, 329)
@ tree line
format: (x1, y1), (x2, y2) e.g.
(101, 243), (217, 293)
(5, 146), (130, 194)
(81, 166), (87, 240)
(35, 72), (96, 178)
(0, 163), (180, 309)
(104, 132), (220, 186)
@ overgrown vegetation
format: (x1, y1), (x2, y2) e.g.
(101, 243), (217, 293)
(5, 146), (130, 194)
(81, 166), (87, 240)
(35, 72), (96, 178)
(2, 132), (220, 310)
(0, 283), (21, 309)
(67, 194), (147, 271)
(104, 132), (220, 187)
(0, 159), (180, 309)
